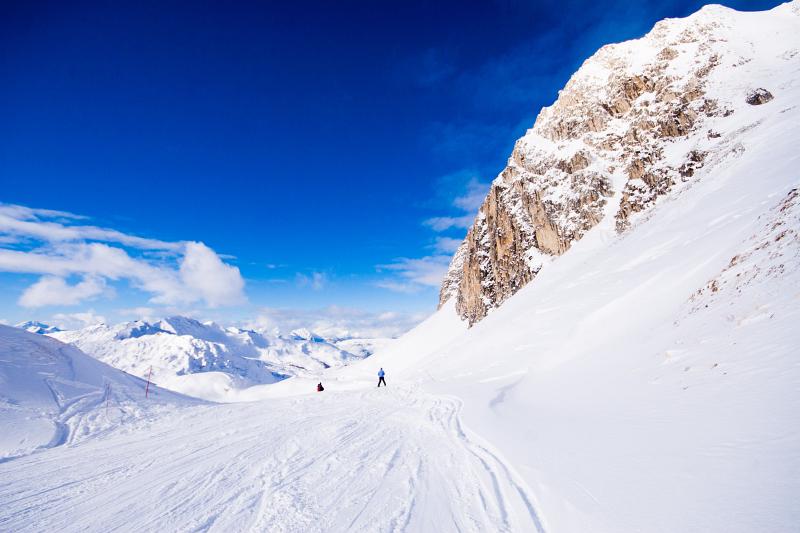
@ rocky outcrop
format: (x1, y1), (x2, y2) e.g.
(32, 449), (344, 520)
(439, 2), (799, 325)
(746, 88), (774, 105)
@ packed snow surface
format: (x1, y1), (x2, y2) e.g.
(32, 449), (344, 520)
(2, 3), (800, 532)
(0, 386), (543, 532)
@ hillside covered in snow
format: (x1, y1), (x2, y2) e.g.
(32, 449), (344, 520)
(0, 325), (193, 462)
(440, 0), (800, 325)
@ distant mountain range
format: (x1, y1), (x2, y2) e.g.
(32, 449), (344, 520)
(16, 320), (62, 335)
(16, 317), (392, 401)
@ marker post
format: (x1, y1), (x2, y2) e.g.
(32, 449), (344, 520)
(105, 384), (111, 416)
(145, 366), (153, 398)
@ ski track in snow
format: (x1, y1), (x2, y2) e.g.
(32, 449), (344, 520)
(0, 386), (545, 533)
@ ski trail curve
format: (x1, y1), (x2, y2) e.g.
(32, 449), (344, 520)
(0, 385), (546, 532)
(443, 395), (546, 533)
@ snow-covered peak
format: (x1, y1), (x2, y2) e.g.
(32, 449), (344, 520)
(289, 327), (326, 342)
(441, 0), (800, 324)
(113, 320), (170, 340)
(154, 316), (229, 343)
(15, 320), (62, 335)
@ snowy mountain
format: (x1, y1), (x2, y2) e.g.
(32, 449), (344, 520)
(0, 324), (193, 462)
(440, 0), (800, 324)
(47, 316), (382, 401)
(333, 337), (395, 358)
(357, 3), (798, 530)
(1, 3), (798, 532)
(15, 320), (61, 335)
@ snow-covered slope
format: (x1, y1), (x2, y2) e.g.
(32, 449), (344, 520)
(48, 316), (380, 401)
(0, 386), (546, 532)
(0, 325), (192, 462)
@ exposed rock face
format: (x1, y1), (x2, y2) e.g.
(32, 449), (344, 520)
(439, 2), (800, 325)
(746, 88), (774, 105)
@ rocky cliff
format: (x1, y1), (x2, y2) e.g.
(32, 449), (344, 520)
(439, 1), (800, 324)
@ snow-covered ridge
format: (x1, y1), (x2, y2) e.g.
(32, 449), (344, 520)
(0, 325), (193, 462)
(42, 316), (389, 401)
(440, 0), (800, 324)
(15, 320), (61, 335)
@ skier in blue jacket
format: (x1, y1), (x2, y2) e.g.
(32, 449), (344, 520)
(377, 368), (387, 387)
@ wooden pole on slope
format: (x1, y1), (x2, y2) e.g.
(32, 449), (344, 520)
(145, 366), (153, 399)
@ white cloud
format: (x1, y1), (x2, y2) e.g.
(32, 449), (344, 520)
(179, 242), (246, 307)
(0, 204), (246, 309)
(296, 271), (328, 290)
(423, 171), (489, 232)
(433, 236), (464, 253)
(0, 203), (179, 250)
(19, 275), (109, 308)
(0, 243), (181, 303)
(243, 305), (429, 339)
(377, 172), (485, 294)
(453, 178), (490, 212)
(423, 214), (475, 232)
(116, 307), (159, 322)
(377, 255), (451, 292)
(51, 310), (107, 330)
(374, 280), (422, 294)
(0, 204), (86, 222)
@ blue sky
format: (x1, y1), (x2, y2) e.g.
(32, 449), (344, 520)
(0, 0), (782, 333)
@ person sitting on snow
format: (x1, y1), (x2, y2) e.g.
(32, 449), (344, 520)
(317, 382), (324, 392)
(377, 368), (386, 387)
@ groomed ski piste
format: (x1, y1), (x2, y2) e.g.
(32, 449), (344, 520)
(2, 3), (800, 532)
(0, 322), (544, 532)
